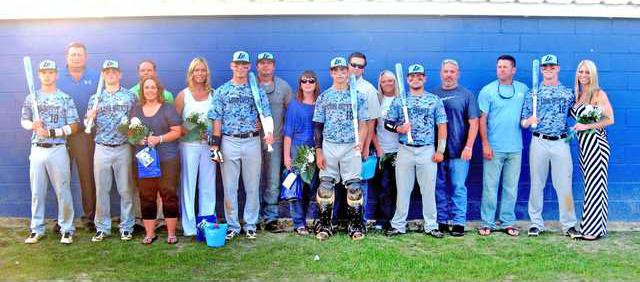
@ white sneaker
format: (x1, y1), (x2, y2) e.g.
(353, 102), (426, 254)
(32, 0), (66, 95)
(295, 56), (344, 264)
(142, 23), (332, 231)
(60, 232), (73, 244)
(120, 231), (133, 241)
(25, 233), (44, 244)
(92, 231), (108, 242)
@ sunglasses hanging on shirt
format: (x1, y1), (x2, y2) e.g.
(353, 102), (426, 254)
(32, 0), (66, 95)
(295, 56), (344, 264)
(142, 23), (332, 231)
(497, 84), (515, 99)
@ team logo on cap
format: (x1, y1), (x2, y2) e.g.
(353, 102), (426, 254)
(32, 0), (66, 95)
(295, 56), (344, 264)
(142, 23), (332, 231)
(102, 60), (119, 69)
(39, 60), (56, 70)
(237, 53), (247, 60)
(408, 64), (424, 74)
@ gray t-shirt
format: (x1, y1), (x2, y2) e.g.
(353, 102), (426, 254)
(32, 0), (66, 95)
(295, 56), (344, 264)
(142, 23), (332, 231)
(376, 96), (399, 153)
(429, 86), (480, 159)
(356, 76), (380, 121)
(260, 76), (292, 142)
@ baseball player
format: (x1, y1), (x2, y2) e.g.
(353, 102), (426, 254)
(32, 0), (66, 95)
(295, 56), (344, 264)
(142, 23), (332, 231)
(21, 59), (79, 244)
(85, 60), (137, 242)
(313, 57), (369, 241)
(209, 51), (274, 241)
(521, 54), (579, 238)
(384, 64), (448, 238)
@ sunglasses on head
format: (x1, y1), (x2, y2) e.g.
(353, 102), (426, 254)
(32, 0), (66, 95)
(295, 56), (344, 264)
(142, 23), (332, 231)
(350, 63), (365, 69)
(300, 78), (316, 84)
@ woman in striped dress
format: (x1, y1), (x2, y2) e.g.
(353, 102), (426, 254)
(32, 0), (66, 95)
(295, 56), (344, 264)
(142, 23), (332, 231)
(571, 60), (615, 241)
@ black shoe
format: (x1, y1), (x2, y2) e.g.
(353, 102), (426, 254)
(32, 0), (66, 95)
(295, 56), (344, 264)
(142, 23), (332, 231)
(385, 228), (405, 237)
(565, 227), (581, 238)
(450, 225), (465, 237)
(438, 223), (450, 233)
(264, 221), (285, 233)
(52, 222), (61, 234)
(425, 229), (444, 239)
(83, 221), (96, 232)
(528, 226), (541, 237)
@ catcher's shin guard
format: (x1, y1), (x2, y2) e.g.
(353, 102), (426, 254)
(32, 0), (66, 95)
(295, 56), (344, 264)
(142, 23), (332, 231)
(314, 177), (335, 238)
(345, 179), (365, 237)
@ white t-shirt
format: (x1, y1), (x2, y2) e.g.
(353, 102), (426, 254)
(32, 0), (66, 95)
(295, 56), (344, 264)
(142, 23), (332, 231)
(376, 96), (399, 153)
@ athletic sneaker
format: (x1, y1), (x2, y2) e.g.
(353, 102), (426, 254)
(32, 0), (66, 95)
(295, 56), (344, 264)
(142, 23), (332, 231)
(384, 228), (405, 237)
(246, 230), (257, 240)
(60, 232), (73, 244)
(565, 227), (582, 238)
(528, 227), (542, 237)
(425, 229), (445, 238)
(225, 230), (239, 241)
(121, 231), (133, 241)
(25, 233), (44, 244)
(92, 231), (108, 242)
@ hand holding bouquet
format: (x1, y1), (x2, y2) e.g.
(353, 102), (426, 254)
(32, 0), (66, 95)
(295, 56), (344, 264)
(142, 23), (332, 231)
(117, 116), (151, 145)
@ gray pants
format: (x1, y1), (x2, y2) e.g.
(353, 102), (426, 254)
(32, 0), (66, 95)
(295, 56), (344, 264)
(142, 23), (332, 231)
(391, 144), (438, 233)
(221, 136), (262, 233)
(528, 136), (577, 232)
(29, 145), (75, 235)
(94, 144), (135, 234)
(319, 141), (361, 184)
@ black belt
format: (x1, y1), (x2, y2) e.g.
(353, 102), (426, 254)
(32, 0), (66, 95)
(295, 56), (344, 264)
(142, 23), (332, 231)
(533, 132), (567, 141)
(400, 142), (425, 148)
(34, 143), (64, 148)
(97, 143), (125, 147)
(224, 131), (260, 138)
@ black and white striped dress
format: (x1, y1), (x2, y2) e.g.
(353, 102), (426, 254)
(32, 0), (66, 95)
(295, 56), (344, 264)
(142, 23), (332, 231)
(571, 104), (610, 237)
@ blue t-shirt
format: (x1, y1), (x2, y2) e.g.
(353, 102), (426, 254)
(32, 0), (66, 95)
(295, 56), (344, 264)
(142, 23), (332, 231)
(57, 68), (100, 121)
(386, 91), (447, 146)
(21, 89), (79, 144)
(312, 86), (369, 144)
(521, 83), (574, 136)
(430, 86), (480, 159)
(132, 103), (182, 161)
(283, 99), (315, 147)
(478, 80), (528, 153)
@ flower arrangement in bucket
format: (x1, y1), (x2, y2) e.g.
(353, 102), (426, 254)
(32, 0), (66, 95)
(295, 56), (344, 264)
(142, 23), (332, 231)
(117, 117), (150, 145)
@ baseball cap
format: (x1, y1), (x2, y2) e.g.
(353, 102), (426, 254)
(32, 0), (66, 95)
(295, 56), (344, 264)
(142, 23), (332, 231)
(257, 52), (274, 62)
(330, 57), (348, 69)
(407, 64), (425, 75)
(232, 51), (250, 63)
(540, 54), (559, 66)
(102, 60), (120, 70)
(38, 59), (57, 71)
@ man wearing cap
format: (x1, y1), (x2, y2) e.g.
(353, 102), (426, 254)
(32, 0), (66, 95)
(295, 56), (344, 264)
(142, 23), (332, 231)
(384, 64), (448, 238)
(347, 52), (380, 226)
(429, 59), (479, 237)
(313, 56), (369, 241)
(21, 60), (80, 244)
(57, 42), (100, 231)
(478, 55), (529, 237)
(130, 59), (174, 103)
(209, 51), (274, 240)
(85, 60), (137, 242)
(521, 54), (579, 237)
(255, 52), (292, 233)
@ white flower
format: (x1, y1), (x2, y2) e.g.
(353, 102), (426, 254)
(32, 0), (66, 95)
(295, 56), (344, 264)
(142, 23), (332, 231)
(306, 152), (314, 163)
(120, 116), (128, 124)
(198, 116), (207, 125)
(584, 104), (594, 113)
(130, 117), (142, 126)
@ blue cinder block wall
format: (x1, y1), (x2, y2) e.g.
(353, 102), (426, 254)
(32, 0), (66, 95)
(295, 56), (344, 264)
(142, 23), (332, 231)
(0, 16), (638, 222)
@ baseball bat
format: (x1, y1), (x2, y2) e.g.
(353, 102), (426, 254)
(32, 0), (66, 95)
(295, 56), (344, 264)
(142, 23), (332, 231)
(23, 56), (39, 121)
(349, 74), (361, 157)
(394, 63), (414, 144)
(248, 72), (274, 152)
(84, 75), (104, 134)
(531, 59), (539, 129)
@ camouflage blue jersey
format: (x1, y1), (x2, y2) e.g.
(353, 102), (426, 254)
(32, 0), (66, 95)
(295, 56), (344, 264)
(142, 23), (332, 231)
(208, 80), (272, 136)
(386, 91), (447, 146)
(312, 86), (369, 144)
(87, 87), (137, 145)
(21, 89), (79, 144)
(521, 83), (574, 136)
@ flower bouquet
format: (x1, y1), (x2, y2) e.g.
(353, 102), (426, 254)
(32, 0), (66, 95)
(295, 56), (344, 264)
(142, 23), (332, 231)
(117, 116), (150, 145)
(185, 112), (209, 140)
(292, 145), (316, 184)
(576, 104), (604, 134)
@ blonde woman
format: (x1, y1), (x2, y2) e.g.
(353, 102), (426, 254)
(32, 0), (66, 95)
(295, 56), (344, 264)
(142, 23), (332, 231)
(371, 70), (399, 231)
(571, 60), (614, 241)
(175, 57), (217, 237)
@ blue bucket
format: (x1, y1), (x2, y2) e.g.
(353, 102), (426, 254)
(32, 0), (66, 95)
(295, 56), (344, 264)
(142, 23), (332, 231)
(196, 214), (217, 242)
(204, 223), (228, 248)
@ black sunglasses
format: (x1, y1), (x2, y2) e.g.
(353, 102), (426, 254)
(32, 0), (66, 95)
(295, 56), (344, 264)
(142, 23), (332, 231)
(350, 63), (365, 69)
(300, 78), (316, 84)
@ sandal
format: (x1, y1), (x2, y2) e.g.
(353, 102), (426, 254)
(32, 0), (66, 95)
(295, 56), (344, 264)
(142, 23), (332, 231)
(141, 235), (158, 245)
(478, 227), (492, 236)
(503, 227), (520, 237)
(295, 227), (309, 236)
(350, 231), (365, 240)
(167, 235), (178, 244)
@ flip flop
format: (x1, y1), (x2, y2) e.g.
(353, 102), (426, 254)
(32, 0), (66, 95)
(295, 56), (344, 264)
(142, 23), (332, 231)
(478, 227), (492, 236)
(167, 235), (178, 244)
(503, 227), (520, 237)
(141, 235), (158, 245)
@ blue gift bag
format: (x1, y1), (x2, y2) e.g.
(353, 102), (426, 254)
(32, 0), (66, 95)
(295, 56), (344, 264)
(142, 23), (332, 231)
(136, 146), (161, 179)
(280, 170), (303, 201)
(361, 155), (378, 180)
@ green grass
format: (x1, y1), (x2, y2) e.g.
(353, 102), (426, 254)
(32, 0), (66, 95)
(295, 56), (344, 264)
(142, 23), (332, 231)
(1, 222), (639, 281)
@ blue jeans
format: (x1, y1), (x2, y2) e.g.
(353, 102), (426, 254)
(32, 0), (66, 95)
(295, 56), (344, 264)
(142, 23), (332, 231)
(261, 141), (283, 223)
(480, 152), (521, 229)
(373, 152), (397, 228)
(288, 143), (318, 228)
(435, 158), (470, 226)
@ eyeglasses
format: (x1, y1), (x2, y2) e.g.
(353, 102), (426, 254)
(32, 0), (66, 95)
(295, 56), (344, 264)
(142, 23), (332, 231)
(300, 78), (316, 84)
(350, 63), (365, 69)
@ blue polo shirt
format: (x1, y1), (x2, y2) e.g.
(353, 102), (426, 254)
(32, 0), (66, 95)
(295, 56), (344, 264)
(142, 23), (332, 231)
(57, 67), (100, 120)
